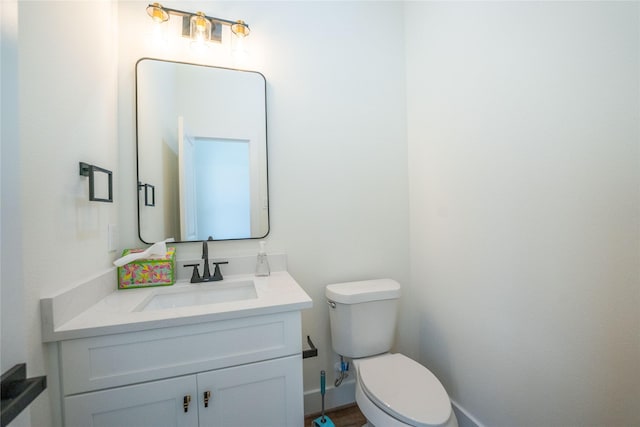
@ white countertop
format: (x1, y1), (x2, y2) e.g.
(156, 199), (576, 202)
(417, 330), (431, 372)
(41, 259), (312, 342)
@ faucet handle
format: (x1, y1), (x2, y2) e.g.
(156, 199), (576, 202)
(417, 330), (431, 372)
(184, 263), (201, 283)
(211, 261), (229, 281)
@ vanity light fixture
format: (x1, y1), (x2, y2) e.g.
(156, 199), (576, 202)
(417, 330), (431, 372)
(145, 3), (250, 45)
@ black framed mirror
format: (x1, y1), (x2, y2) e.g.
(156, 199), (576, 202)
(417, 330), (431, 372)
(136, 58), (269, 243)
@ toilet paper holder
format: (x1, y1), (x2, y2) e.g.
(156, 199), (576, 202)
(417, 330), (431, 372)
(303, 335), (318, 359)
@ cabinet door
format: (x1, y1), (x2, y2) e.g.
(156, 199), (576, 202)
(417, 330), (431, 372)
(64, 375), (198, 427)
(197, 355), (303, 427)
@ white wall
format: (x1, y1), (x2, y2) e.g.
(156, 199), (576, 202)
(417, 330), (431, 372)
(0, 0), (23, 371)
(406, 2), (640, 426)
(18, 1), (119, 424)
(118, 0), (410, 411)
(1, 1), (29, 425)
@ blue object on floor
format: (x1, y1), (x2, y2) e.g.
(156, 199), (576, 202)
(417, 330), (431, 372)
(313, 370), (335, 427)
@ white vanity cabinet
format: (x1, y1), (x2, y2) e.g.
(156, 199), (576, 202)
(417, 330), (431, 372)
(56, 311), (304, 427)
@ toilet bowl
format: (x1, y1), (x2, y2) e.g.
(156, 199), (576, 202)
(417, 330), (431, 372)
(326, 279), (458, 427)
(353, 354), (458, 427)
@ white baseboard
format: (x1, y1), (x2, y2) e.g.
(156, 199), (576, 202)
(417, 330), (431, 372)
(303, 379), (356, 416)
(451, 399), (484, 427)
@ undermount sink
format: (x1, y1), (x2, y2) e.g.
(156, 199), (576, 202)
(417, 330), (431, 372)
(136, 280), (258, 312)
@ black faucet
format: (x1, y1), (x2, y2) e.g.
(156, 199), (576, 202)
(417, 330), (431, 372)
(201, 240), (212, 280)
(184, 241), (228, 283)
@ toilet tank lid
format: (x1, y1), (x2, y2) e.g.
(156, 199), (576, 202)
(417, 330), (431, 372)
(325, 279), (400, 304)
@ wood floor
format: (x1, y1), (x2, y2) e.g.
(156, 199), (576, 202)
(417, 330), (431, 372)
(305, 404), (367, 427)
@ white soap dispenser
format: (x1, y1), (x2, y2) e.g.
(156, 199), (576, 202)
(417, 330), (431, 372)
(255, 241), (270, 277)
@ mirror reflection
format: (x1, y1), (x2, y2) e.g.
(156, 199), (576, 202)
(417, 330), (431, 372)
(136, 58), (269, 243)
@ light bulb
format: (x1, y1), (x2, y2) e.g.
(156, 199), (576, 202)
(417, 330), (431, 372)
(232, 35), (246, 54)
(150, 21), (168, 49)
(190, 12), (211, 43)
(232, 32), (249, 64)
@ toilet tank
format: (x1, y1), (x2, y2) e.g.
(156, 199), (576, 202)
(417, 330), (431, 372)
(325, 279), (401, 358)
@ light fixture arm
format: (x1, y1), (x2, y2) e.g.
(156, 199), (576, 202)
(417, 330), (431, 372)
(158, 5), (237, 27)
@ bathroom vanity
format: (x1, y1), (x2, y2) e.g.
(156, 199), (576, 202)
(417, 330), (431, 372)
(41, 255), (312, 427)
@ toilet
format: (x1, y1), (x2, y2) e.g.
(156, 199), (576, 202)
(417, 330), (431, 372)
(326, 279), (458, 427)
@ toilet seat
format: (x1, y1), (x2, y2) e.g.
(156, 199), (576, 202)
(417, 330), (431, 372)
(357, 353), (452, 427)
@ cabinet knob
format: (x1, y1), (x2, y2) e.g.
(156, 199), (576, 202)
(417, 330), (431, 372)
(204, 390), (212, 408)
(183, 394), (191, 413)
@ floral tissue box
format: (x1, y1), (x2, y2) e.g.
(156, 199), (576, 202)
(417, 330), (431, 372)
(117, 247), (176, 289)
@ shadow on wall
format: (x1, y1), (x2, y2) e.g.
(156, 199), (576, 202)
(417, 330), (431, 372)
(419, 312), (454, 392)
(419, 312), (484, 427)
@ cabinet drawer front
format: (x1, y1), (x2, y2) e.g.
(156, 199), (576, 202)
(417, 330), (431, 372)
(61, 311), (301, 395)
